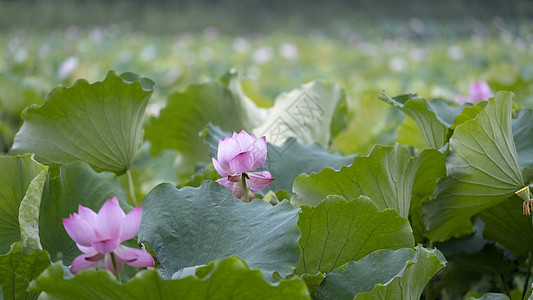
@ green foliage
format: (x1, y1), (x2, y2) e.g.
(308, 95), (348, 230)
(204, 124), (355, 193)
(39, 161), (129, 265)
(292, 144), (445, 219)
(0, 154), (47, 254)
(380, 92), (449, 149)
(0, 238), (51, 300)
(138, 181), (300, 279)
(314, 246), (446, 300)
(29, 256), (310, 300)
(424, 92), (524, 241)
(295, 195), (414, 275)
(11, 71), (154, 175)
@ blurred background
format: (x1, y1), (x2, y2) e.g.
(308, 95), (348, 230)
(1, 0), (533, 154)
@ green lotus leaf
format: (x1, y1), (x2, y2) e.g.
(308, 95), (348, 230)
(315, 246), (446, 300)
(424, 92), (524, 241)
(138, 181), (300, 279)
(29, 256), (310, 300)
(292, 144), (444, 219)
(11, 71), (154, 175)
(295, 195), (414, 275)
(0, 154), (47, 254)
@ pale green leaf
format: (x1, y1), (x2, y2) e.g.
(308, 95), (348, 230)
(253, 81), (346, 148)
(0, 154), (47, 254)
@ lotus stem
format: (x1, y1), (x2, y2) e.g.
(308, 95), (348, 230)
(126, 169), (138, 206)
(242, 174), (249, 203)
(110, 252), (121, 282)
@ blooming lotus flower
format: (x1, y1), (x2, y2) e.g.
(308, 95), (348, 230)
(62, 197), (154, 275)
(456, 81), (493, 105)
(212, 130), (274, 200)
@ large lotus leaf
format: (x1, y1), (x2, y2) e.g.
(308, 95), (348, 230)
(29, 256), (310, 300)
(138, 181), (300, 278)
(478, 196), (533, 258)
(424, 92), (524, 241)
(292, 144), (444, 218)
(315, 246), (446, 300)
(253, 80), (346, 148)
(0, 238), (51, 300)
(11, 71), (154, 175)
(295, 195), (414, 275)
(203, 124), (354, 193)
(39, 161), (129, 264)
(0, 154), (47, 254)
(379, 92), (450, 149)
(512, 108), (533, 169)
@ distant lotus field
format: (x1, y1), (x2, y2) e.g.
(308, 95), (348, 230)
(2, 21), (533, 299)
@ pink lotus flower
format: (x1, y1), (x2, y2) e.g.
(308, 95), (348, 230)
(456, 81), (493, 105)
(62, 197), (154, 275)
(212, 130), (274, 200)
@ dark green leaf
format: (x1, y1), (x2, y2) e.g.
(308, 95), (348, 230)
(29, 256), (310, 300)
(478, 196), (533, 258)
(11, 71), (154, 174)
(138, 181), (300, 278)
(295, 195), (414, 275)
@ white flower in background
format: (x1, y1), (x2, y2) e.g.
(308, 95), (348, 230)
(14, 47), (28, 63)
(409, 18), (425, 34)
(199, 47), (214, 61)
(408, 47), (426, 62)
(65, 26), (81, 40)
(39, 44), (51, 58)
(146, 102), (166, 118)
(232, 37), (251, 53)
(203, 26), (219, 41)
(389, 57), (407, 72)
(89, 27), (104, 42)
(58, 56), (79, 79)
(447, 45), (464, 60)
(279, 43), (299, 60)
(252, 46), (273, 64)
(141, 45), (157, 61)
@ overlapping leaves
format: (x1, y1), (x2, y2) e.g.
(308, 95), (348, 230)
(30, 256), (310, 299)
(292, 144), (445, 218)
(424, 92), (525, 241)
(138, 181), (300, 278)
(295, 195), (414, 275)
